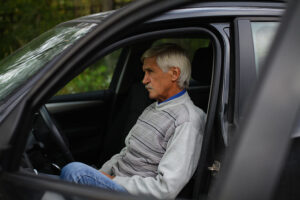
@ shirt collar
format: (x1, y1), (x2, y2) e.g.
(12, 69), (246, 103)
(158, 89), (186, 105)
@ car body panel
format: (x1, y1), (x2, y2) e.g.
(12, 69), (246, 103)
(0, 1), (296, 200)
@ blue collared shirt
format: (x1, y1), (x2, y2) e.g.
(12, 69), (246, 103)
(158, 89), (186, 104)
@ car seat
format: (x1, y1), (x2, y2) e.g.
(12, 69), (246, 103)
(177, 44), (213, 199)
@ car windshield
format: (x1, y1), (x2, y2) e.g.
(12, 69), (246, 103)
(0, 22), (97, 102)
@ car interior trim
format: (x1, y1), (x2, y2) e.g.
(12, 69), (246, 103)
(46, 101), (104, 114)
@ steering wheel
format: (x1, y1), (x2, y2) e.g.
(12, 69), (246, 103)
(39, 106), (75, 163)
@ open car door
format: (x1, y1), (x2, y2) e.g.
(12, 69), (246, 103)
(211, 1), (300, 200)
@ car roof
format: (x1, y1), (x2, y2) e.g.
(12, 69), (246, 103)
(59, 1), (286, 27)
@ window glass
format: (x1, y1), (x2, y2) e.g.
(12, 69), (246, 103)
(0, 23), (97, 102)
(153, 38), (210, 61)
(251, 22), (279, 74)
(56, 49), (121, 95)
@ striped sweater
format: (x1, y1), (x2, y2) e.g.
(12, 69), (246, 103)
(100, 92), (206, 199)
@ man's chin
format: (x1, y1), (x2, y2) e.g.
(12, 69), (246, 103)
(148, 93), (157, 100)
(148, 95), (155, 100)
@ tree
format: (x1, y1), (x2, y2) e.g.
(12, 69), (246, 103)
(0, 0), (133, 61)
(101, 0), (114, 11)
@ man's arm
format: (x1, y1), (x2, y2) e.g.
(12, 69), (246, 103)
(100, 171), (115, 179)
(99, 147), (127, 175)
(113, 121), (204, 199)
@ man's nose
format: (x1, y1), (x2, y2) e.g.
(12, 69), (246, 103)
(142, 73), (149, 85)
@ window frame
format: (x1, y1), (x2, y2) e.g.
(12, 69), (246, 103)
(9, 26), (223, 200)
(234, 17), (281, 123)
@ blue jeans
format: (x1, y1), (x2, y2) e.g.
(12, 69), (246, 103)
(60, 162), (127, 193)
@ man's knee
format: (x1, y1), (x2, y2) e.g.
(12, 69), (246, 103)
(60, 162), (87, 182)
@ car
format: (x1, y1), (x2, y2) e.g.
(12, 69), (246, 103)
(0, 0), (296, 200)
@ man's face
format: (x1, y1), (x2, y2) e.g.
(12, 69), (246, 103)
(142, 57), (177, 102)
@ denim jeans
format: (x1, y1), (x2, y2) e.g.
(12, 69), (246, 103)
(60, 162), (127, 193)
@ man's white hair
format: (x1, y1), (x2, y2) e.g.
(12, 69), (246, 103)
(141, 43), (191, 89)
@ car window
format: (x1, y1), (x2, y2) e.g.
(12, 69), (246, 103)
(56, 49), (121, 95)
(153, 38), (210, 61)
(0, 23), (97, 102)
(251, 22), (279, 75)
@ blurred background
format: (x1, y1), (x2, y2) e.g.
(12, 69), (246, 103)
(0, 0), (133, 61)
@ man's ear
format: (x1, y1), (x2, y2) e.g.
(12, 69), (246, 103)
(170, 67), (181, 82)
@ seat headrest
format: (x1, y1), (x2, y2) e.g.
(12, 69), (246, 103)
(191, 44), (213, 86)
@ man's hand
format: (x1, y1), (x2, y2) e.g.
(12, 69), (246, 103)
(100, 171), (115, 179)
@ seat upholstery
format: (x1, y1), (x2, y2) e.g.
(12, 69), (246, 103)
(191, 44), (213, 85)
(187, 44), (213, 112)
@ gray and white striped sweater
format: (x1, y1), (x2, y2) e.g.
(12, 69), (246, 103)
(100, 92), (206, 199)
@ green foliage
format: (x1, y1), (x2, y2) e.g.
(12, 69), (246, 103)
(0, 0), (132, 61)
(1, 1), (208, 97)
(57, 65), (111, 95)
(56, 48), (121, 95)
(0, 0), (132, 96)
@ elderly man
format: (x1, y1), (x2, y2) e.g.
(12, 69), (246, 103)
(60, 43), (206, 199)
